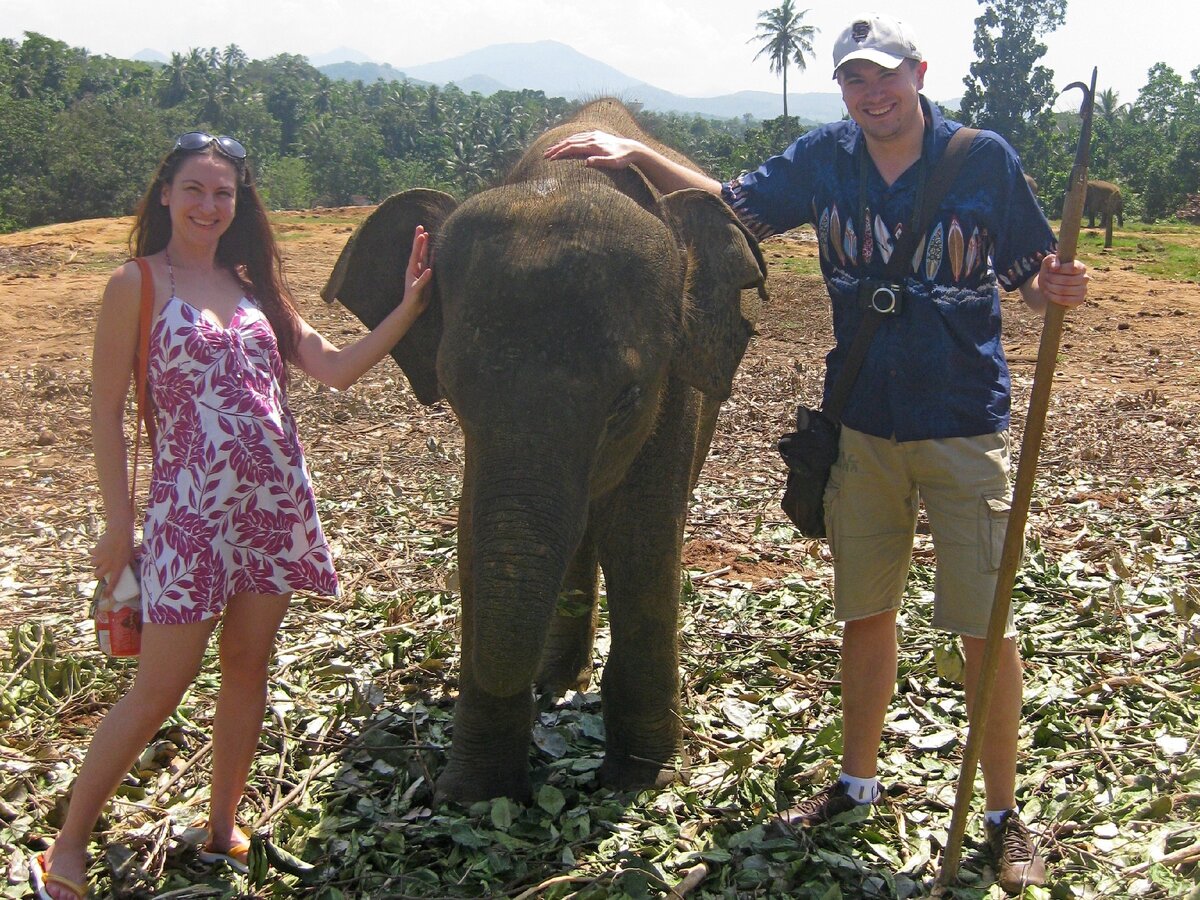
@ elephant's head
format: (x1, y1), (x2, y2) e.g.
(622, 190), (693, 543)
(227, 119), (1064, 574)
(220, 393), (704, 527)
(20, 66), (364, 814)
(323, 180), (764, 697)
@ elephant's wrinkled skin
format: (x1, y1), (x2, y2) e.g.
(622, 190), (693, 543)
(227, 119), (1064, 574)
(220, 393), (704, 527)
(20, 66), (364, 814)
(322, 100), (766, 803)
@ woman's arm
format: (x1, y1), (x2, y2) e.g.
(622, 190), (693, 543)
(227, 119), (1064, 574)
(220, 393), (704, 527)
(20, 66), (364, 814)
(90, 262), (142, 589)
(293, 225), (433, 390)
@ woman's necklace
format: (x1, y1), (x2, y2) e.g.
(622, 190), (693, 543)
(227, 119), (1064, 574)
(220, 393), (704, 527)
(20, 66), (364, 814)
(164, 248), (177, 298)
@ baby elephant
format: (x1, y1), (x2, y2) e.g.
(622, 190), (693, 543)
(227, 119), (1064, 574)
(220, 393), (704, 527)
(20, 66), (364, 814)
(323, 100), (766, 803)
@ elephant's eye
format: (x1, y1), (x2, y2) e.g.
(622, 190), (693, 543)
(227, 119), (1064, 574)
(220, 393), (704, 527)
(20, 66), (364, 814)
(607, 385), (642, 426)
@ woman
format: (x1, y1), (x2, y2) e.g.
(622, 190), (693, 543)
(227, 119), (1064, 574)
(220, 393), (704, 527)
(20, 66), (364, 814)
(30, 132), (431, 900)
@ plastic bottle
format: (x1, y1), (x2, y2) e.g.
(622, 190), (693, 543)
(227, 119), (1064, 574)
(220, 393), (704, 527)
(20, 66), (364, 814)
(93, 564), (142, 657)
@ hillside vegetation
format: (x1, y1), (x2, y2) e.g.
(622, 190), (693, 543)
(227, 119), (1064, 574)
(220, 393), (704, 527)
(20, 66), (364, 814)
(3, 31), (1199, 235)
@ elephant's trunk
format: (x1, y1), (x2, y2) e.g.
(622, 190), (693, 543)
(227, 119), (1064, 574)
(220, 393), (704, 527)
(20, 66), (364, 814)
(465, 446), (590, 699)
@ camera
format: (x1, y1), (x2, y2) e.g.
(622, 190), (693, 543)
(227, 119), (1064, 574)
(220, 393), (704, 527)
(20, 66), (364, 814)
(858, 278), (905, 315)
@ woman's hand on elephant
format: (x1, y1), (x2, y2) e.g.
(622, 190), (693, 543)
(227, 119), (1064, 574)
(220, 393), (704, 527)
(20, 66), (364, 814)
(543, 131), (646, 170)
(401, 225), (434, 317)
(1037, 253), (1089, 308)
(91, 523), (134, 598)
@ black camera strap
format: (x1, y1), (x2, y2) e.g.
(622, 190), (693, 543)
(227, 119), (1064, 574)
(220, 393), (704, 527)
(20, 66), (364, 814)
(822, 124), (979, 423)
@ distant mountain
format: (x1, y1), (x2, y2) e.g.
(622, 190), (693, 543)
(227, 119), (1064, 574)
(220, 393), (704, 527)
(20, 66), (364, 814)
(319, 60), (429, 86)
(622, 84), (845, 125)
(453, 74), (509, 95)
(132, 48), (168, 64)
(320, 40), (846, 123)
(401, 40), (642, 100)
(307, 46), (374, 68)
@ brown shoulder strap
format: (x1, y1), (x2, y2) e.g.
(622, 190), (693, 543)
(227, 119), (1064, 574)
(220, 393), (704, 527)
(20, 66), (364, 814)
(883, 126), (979, 281)
(917, 126), (979, 244)
(129, 258), (156, 514)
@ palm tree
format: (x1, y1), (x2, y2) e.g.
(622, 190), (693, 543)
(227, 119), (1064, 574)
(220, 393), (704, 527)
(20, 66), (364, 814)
(749, 0), (818, 118)
(1097, 87), (1130, 125)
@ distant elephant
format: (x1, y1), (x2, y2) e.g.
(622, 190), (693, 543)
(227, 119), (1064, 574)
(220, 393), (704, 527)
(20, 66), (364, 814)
(322, 100), (766, 803)
(1084, 179), (1123, 247)
(1023, 173), (1038, 195)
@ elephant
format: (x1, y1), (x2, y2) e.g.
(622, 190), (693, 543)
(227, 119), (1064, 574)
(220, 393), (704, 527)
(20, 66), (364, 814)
(1084, 179), (1123, 247)
(1023, 173), (1038, 195)
(322, 99), (767, 803)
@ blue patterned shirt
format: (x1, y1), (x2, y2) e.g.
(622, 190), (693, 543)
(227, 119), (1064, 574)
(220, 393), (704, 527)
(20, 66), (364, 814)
(722, 98), (1055, 442)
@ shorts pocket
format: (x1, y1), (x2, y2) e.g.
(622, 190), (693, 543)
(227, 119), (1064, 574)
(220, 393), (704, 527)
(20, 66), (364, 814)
(979, 492), (1011, 572)
(824, 482), (841, 561)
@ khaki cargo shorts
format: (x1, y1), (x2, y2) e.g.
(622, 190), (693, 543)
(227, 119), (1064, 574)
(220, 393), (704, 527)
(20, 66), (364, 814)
(823, 426), (1015, 638)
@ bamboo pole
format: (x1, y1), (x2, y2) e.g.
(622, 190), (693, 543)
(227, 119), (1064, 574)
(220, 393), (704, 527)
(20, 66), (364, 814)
(939, 67), (1097, 885)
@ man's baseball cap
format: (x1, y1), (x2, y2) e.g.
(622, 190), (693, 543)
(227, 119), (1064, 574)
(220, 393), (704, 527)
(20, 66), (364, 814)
(832, 14), (923, 77)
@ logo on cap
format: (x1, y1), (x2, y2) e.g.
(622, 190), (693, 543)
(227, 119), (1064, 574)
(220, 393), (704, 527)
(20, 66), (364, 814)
(852, 20), (871, 43)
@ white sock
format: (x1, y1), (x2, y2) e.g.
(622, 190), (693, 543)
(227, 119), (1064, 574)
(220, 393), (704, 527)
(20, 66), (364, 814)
(985, 807), (1017, 826)
(838, 773), (880, 804)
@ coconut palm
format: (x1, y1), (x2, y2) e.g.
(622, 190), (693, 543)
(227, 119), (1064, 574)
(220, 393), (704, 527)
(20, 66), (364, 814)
(749, 0), (818, 118)
(1097, 87), (1130, 124)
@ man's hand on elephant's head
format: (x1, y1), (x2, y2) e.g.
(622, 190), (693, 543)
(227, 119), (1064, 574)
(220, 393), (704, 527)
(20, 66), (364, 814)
(543, 131), (645, 170)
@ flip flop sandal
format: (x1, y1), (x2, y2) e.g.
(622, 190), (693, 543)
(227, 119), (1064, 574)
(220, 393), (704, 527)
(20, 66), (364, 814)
(28, 851), (89, 900)
(198, 838), (251, 874)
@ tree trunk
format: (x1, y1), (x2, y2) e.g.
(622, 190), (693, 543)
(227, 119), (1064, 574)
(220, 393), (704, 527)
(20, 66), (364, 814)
(782, 62), (789, 119)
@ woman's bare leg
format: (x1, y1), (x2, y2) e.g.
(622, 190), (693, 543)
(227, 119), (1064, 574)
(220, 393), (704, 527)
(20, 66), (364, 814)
(206, 592), (290, 850)
(43, 619), (215, 898)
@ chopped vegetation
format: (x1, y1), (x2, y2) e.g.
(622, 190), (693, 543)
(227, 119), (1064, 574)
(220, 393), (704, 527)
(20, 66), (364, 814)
(1, 220), (1198, 899)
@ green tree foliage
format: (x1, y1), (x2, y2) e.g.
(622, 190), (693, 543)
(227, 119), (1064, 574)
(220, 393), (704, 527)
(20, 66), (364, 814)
(256, 155), (314, 210)
(0, 33), (584, 231)
(749, 1), (818, 119)
(959, 0), (1067, 173)
(1119, 64), (1200, 219)
(2, 26), (1196, 233)
(0, 95), (55, 231)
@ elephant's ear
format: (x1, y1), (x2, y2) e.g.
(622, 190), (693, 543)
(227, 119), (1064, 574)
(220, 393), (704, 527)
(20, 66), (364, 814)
(321, 188), (458, 405)
(659, 189), (768, 401)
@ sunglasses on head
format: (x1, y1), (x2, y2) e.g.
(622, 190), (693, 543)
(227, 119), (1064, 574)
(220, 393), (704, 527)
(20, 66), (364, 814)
(173, 131), (247, 161)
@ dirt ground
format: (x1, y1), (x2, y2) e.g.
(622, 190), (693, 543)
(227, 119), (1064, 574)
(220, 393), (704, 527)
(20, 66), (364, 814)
(1, 211), (1199, 625)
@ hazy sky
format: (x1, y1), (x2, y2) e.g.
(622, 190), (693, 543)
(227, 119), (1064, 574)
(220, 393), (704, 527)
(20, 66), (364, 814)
(1, 1), (1194, 107)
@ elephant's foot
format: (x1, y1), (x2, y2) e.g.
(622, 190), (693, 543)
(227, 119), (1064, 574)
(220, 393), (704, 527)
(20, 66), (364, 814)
(598, 750), (690, 793)
(435, 758), (533, 805)
(436, 686), (536, 804)
(534, 660), (593, 699)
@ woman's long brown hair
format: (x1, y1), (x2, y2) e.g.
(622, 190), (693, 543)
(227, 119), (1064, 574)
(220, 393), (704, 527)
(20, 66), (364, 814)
(129, 145), (301, 365)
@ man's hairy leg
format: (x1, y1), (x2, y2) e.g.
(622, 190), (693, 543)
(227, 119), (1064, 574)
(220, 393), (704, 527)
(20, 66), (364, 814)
(962, 635), (1021, 810)
(840, 609), (899, 778)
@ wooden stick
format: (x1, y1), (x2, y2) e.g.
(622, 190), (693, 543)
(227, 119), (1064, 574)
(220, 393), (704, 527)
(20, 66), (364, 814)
(939, 68), (1096, 885)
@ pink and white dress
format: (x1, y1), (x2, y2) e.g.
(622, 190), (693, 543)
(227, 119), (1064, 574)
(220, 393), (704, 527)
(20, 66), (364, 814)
(139, 292), (338, 624)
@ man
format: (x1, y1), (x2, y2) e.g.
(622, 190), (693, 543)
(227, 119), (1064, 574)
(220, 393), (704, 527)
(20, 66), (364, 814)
(545, 13), (1088, 894)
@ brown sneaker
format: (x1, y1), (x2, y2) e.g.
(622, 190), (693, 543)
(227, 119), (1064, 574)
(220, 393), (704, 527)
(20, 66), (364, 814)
(772, 780), (868, 830)
(985, 810), (1047, 894)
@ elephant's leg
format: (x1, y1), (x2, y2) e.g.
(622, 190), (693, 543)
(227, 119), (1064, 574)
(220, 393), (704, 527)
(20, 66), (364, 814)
(435, 475), (536, 803)
(597, 513), (687, 790)
(535, 527), (599, 698)
(594, 385), (696, 791)
(436, 676), (536, 803)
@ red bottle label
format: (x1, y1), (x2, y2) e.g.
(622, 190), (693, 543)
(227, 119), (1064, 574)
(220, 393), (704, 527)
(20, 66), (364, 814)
(101, 604), (142, 657)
